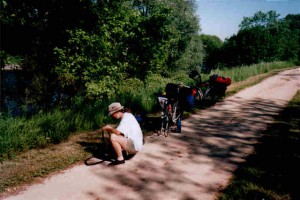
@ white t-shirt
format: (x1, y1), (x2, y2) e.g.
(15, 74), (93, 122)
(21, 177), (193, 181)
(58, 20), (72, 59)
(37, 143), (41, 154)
(116, 112), (143, 151)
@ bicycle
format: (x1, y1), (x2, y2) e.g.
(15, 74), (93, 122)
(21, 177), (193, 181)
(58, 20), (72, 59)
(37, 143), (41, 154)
(193, 80), (217, 103)
(84, 129), (113, 166)
(157, 95), (182, 137)
(193, 74), (231, 106)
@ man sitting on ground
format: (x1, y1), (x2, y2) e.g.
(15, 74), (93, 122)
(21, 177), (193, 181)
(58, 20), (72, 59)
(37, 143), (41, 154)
(102, 102), (143, 165)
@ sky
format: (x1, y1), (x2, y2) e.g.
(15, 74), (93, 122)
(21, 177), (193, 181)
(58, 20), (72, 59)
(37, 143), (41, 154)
(195, 0), (300, 41)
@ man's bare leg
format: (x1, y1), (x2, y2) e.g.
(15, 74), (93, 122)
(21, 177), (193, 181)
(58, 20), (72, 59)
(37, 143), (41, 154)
(110, 133), (128, 161)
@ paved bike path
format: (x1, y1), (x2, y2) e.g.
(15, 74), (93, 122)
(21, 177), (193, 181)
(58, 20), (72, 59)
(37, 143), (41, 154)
(3, 68), (299, 200)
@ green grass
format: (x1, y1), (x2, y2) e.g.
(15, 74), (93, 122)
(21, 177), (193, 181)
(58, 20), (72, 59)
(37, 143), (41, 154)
(0, 107), (107, 160)
(217, 91), (300, 200)
(0, 51), (23, 67)
(203, 61), (295, 83)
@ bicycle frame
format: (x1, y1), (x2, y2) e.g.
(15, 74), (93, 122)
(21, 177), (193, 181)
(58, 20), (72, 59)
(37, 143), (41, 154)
(194, 81), (228, 107)
(194, 82), (211, 101)
(157, 96), (182, 136)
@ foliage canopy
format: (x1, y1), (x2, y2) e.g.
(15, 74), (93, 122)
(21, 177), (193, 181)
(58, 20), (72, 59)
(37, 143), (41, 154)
(1, 0), (203, 106)
(209, 11), (300, 68)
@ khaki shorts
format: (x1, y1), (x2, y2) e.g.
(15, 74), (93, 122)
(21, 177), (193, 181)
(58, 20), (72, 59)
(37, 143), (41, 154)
(126, 138), (138, 154)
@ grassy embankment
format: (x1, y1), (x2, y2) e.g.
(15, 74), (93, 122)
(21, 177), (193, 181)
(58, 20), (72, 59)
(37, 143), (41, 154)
(0, 61), (298, 195)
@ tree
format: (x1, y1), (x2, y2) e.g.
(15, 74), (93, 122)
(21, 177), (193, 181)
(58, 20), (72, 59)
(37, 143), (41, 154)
(133, 0), (201, 74)
(1, 0), (204, 108)
(53, 1), (144, 99)
(54, 0), (203, 99)
(199, 34), (223, 70)
(175, 34), (205, 74)
(281, 14), (300, 62)
(239, 10), (280, 30)
(1, 0), (99, 108)
(215, 11), (300, 67)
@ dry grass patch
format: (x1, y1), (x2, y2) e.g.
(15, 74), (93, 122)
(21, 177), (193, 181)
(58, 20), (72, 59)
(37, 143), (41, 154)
(0, 131), (102, 197)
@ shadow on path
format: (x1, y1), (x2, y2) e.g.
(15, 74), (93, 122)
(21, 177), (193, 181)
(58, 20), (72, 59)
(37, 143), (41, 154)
(83, 96), (294, 200)
(218, 96), (300, 199)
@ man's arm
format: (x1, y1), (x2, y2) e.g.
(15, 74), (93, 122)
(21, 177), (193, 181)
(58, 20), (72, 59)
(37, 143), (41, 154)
(102, 125), (124, 136)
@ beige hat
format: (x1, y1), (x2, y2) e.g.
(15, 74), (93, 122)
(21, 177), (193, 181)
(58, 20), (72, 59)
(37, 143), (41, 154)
(108, 102), (124, 116)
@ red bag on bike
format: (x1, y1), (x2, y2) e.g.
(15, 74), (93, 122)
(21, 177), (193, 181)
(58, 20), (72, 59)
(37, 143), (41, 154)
(215, 76), (231, 86)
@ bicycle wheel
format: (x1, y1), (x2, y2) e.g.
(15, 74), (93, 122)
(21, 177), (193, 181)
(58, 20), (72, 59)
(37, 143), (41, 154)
(171, 101), (182, 133)
(160, 100), (170, 137)
(176, 116), (182, 133)
(194, 89), (204, 107)
(161, 114), (169, 137)
(204, 86), (216, 102)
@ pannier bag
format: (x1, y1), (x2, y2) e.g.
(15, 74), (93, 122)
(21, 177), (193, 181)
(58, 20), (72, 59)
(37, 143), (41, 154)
(165, 83), (181, 98)
(215, 76), (231, 86)
(158, 96), (168, 109)
(210, 74), (231, 86)
(165, 83), (194, 111)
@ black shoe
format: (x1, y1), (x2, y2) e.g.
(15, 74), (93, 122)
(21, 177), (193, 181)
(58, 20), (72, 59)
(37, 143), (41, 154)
(108, 159), (125, 166)
(125, 153), (136, 160)
(122, 150), (128, 159)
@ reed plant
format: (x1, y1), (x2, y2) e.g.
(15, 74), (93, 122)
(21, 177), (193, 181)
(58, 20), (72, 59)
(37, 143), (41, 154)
(1, 115), (46, 159)
(208, 61), (295, 83)
(0, 105), (107, 160)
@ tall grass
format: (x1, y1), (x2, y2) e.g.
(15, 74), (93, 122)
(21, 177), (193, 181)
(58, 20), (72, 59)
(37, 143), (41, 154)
(0, 61), (296, 160)
(0, 111), (67, 159)
(0, 104), (110, 160)
(206, 61), (295, 83)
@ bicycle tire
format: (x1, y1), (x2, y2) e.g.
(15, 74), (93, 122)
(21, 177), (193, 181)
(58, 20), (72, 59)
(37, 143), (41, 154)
(195, 89), (204, 100)
(160, 99), (170, 137)
(160, 113), (169, 137)
(171, 101), (177, 123)
(194, 89), (204, 107)
(159, 98), (182, 136)
(171, 101), (182, 133)
(174, 101), (181, 122)
(175, 104), (182, 133)
(204, 86), (216, 101)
